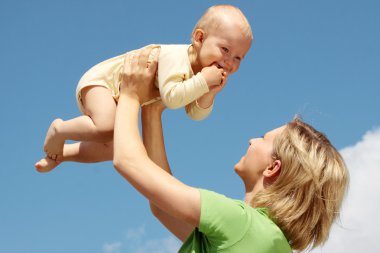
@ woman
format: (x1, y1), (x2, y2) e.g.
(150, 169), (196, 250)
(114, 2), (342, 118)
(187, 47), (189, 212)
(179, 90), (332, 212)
(113, 46), (349, 252)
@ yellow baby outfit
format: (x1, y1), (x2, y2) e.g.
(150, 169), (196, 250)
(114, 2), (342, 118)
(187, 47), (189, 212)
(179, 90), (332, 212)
(76, 44), (212, 121)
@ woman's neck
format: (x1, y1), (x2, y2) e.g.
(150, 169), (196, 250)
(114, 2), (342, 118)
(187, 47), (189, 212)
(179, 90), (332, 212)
(188, 45), (202, 74)
(244, 178), (264, 204)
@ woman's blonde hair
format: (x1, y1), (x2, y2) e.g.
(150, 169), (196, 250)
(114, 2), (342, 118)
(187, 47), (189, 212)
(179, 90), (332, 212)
(192, 5), (253, 42)
(251, 117), (349, 251)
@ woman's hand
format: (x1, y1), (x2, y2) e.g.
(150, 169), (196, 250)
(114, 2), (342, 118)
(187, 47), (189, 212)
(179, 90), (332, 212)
(121, 45), (161, 105)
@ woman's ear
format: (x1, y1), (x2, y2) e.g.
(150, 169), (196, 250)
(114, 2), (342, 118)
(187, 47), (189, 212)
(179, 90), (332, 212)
(193, 29), (205, 45)
(263, 160), (282, 179)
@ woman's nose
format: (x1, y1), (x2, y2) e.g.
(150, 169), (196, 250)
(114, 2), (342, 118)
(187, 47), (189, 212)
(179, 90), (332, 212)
(249, 138), (261, 145)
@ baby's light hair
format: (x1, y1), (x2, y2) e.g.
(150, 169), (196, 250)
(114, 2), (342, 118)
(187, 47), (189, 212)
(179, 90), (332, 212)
(192, 5), (253, 43)
(251, 117), (349, 251)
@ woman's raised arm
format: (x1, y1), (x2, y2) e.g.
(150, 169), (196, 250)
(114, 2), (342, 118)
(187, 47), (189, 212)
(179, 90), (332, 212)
(141, 102), (194, 241)
(113, 46), (201, 229)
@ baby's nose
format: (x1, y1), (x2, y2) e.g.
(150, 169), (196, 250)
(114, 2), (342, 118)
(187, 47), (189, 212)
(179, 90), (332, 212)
(222, 60), (232, 72)
(224, 56), (235, 70)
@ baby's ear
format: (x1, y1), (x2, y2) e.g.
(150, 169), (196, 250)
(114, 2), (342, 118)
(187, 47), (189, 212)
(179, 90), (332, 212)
(193, 29), (205, 44)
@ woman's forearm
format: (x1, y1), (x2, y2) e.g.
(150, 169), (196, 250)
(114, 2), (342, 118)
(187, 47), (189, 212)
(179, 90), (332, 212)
(141, 105), (171, 173)
(113, 94), (201, 228)
(113, 93), (147, 167)
(141, 104), (193, 241)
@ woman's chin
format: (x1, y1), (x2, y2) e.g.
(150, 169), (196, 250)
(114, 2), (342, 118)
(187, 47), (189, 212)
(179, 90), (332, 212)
(234, 157), (244, 170)
(234, 162), (243, 176)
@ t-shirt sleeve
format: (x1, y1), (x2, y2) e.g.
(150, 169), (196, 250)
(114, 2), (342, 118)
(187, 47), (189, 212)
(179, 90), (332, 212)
(198, 189), (251, 249)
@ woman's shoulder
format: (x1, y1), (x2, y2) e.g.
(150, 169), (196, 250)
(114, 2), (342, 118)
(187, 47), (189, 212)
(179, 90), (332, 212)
(243, 206), (292, 252)
(199, 189), (292, 252)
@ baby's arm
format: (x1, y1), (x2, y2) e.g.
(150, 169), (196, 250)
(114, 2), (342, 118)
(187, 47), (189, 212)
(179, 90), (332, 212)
(159, 72), (209, 109)
(158, 46), (224, 110)
(185, 99), (213, 121)
(160, 65), (225, 108)
(160, 65), (226, 120)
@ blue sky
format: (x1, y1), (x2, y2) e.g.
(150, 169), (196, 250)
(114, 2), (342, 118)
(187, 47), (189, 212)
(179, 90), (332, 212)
(1, 0), (379, 252)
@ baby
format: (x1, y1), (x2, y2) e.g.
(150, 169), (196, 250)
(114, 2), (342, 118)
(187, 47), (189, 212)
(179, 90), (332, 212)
(35, 4), (253, 172)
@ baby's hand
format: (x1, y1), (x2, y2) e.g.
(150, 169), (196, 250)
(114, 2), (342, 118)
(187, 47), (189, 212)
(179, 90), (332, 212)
(201, 66), (225, 88)
(208, 71), (228, 96)
(196, 72), (229, 109)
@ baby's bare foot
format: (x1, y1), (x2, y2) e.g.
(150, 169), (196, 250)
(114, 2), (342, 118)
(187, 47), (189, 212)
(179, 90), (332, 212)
(35, 157), (61, 173)
(44, 119), (65, 161)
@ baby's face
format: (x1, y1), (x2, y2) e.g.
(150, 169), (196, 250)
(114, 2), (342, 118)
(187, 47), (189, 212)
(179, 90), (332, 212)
(198, 22), (252, 74)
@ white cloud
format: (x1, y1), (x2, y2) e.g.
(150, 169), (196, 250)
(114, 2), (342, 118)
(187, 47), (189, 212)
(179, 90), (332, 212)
(126, 224), (146, 241)
(103, 242), (122, 253)
(103, 225), (181, 253)
(311, 127), (380, 253)
(132, 236), (181, 253)
(125, 225), (180, 253)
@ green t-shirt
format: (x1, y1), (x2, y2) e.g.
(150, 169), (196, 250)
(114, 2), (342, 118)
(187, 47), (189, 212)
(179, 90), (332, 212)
(178, 189), (292, 253)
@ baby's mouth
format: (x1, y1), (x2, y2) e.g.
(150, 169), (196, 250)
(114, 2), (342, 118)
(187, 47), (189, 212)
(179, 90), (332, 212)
(213, 63), (223, 69)
(213, 62), (231, 73)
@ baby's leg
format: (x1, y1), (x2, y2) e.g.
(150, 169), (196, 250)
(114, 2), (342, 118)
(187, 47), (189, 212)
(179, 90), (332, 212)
(35, 141), (114, 173)
(44, 86), (116, 161)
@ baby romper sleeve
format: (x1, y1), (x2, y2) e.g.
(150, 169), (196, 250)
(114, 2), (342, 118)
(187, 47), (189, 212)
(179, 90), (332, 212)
(157, 45), (212, 120)
(185, 99), (214, 121)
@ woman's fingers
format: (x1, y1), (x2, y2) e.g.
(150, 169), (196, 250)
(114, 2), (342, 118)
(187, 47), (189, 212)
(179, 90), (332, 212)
(120, 45), (160, 104)
(139, 45), (152, 66)
(123, 52), (136, 78)
(136, 45), (160, 74)
(147, 46), (160, 73)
